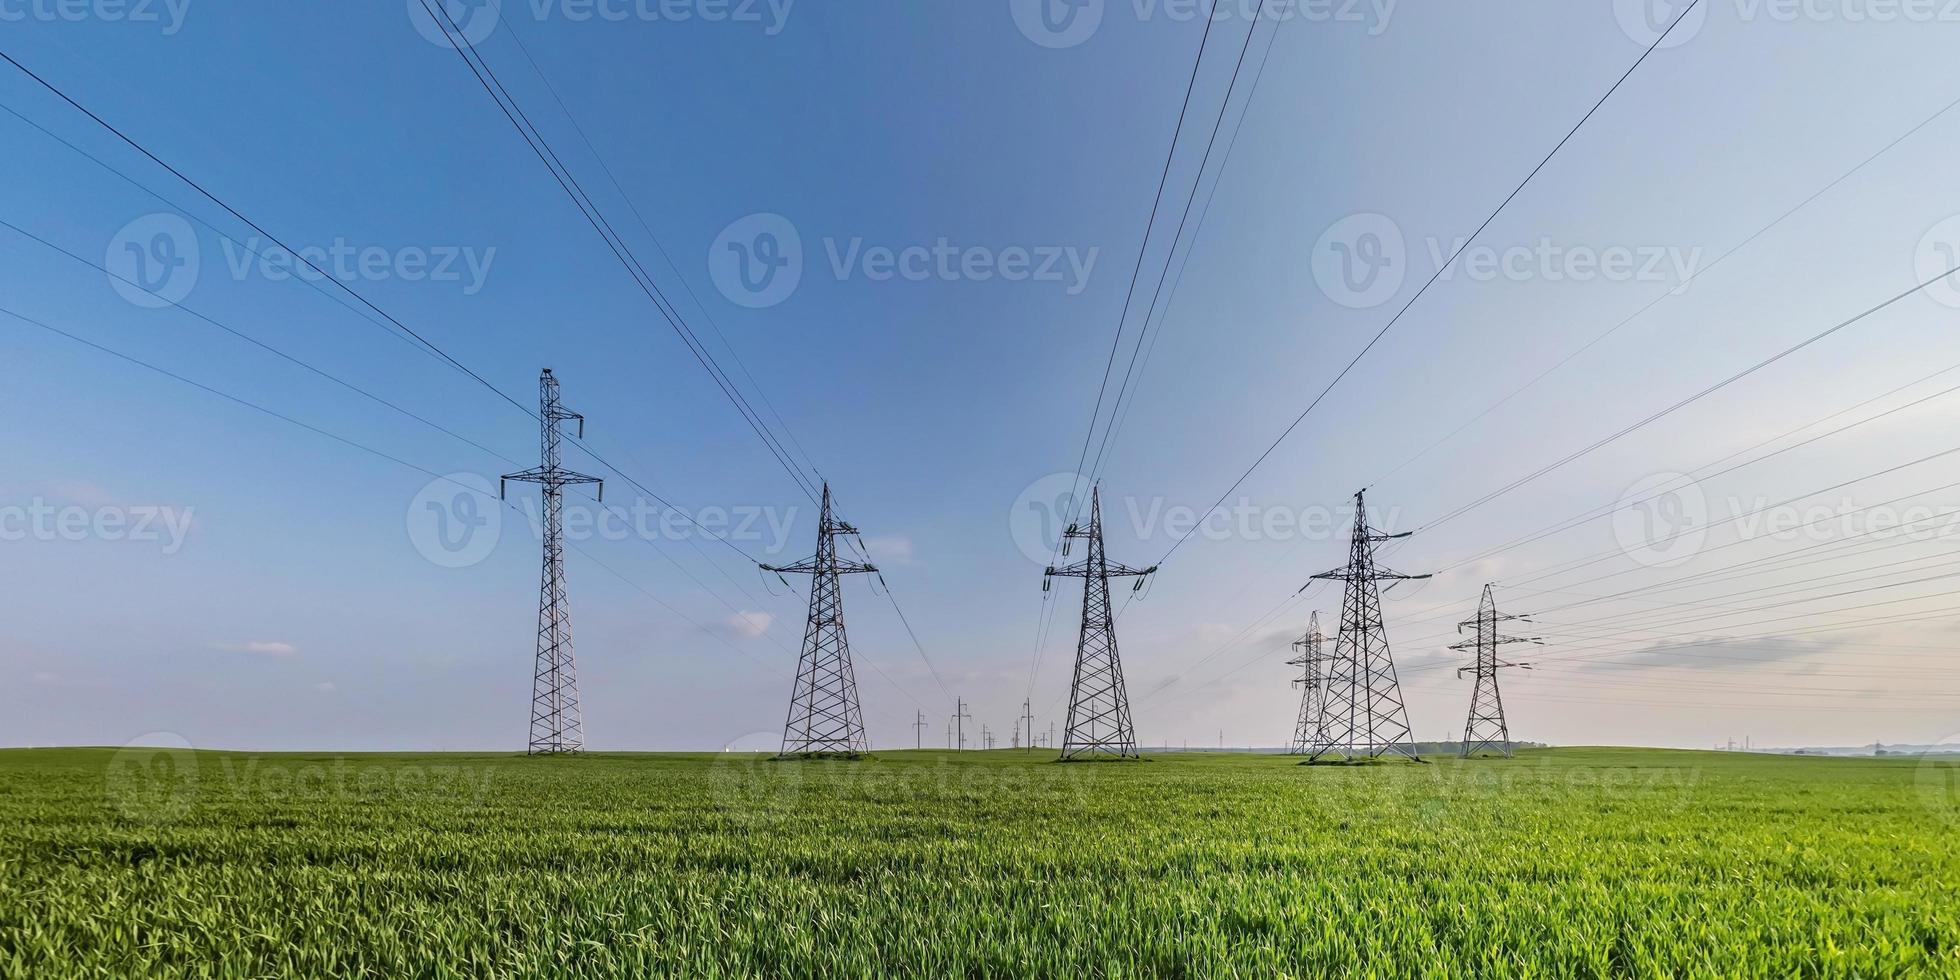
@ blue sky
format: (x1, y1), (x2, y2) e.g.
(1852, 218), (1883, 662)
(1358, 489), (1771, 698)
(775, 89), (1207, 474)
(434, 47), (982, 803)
(4, 1), (1960, 751)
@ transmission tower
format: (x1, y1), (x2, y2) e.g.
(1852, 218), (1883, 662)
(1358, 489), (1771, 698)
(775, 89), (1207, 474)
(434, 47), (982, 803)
(1021, 699), (1035, 752)
(761, 484), (878, 758)
(1452, 584), (1540, 758)
(1286, 611), (1329, 755)
(501, 370), (604, 756)
(913, 710), (927, 749)
(1044, 486), (1158, 761)
(954, 698), (972, 750)
(1304, 489), (1430, 763)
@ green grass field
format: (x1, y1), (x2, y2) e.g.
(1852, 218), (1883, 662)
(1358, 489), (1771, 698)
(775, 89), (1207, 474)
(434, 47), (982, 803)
(1, 747), (1956, 977)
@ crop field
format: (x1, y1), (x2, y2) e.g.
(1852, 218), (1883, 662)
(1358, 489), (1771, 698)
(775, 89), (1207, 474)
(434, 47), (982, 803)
(0, 747), (1956, 977)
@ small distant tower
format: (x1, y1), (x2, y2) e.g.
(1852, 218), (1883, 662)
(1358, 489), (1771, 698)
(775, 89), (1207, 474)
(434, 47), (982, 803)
(502, 369), (603, 756)
(762, 484), (878, 758)
(1286, 612), (1328, 755)
(1452, 584), (1540, 759)
(1044, 487), (1158, 760)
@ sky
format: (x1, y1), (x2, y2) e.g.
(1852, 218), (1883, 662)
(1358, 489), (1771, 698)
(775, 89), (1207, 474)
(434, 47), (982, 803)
(3, 0), (1960, 752)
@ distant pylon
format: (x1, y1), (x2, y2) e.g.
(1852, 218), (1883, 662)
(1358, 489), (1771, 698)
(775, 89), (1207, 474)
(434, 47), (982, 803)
(1021, 699), (1035, 752)
(1452, 584), (1540, 758)
(1044, 486), (1158, 761)
(1304, 490), (1430, 763)
(1286, 611), (1329, 755)
(762, 484), (877, 758)
(502, 369), (603, 756)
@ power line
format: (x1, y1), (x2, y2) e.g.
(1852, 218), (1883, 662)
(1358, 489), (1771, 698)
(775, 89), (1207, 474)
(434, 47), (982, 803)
(1147, 0), (1704, 570)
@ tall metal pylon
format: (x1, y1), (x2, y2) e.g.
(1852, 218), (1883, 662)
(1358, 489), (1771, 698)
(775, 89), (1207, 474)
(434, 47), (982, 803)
(1044, 486), (1158, 761)
(1021, 699), (1035, 752)
(1452, 584), (1540, 758)
(1304, 490), (1430, 763)
(502, 369), (603, 756)
(1286, 611), (1328, 755)
(762, 484), (877, 758)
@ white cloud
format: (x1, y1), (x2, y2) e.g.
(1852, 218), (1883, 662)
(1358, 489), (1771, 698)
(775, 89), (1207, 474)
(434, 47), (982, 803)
(214, 641), (300, 660)
(724, 612), (775, 639)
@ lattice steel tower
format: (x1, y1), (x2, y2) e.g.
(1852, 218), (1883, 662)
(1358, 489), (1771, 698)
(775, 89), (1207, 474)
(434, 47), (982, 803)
(1304, 490), (1429, 763)
(1286, 611), (1328, 755)
(502, 369), (603, 755)
(763, 484), (877, 758)
(1452, 584), (1540, 758)
(1044, 486), (1157, 761)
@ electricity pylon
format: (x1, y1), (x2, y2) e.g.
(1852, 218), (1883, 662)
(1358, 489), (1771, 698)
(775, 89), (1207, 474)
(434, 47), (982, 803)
(762, 484), (877, 758)
(1452, 584), (1540, 758)
(1304, 489), (1429, 763)
(1286, 611), (1328, 755)
(1044, 486), (1158, 761)
(1021, 699), (1035, 752)
(502, 369), (603, 756)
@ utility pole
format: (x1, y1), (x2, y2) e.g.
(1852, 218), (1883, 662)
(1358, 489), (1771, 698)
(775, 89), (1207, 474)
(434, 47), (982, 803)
(913, 710), (927, 750)
(1452, 584), (1540, 759)
(1044, 487), (1158, 760)
(1286, 611), (1329, 755)
(982, 725), (995, 751)
(1304, 490), (1430, 763)
(1021, 699), (1036, 752)
(761, 484), (878, 758)
(954, 698), (972, 751)
(502, 369), (602, 756)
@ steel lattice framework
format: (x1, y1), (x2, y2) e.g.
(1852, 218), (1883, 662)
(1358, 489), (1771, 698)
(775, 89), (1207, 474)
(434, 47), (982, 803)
(1304, 490), (1429, 763)
(1045, 487), (1157, 761)
(1286, 611), (1329, 756)
(502, 369), (602, 756)
(763, 484), (877, 758)
(1452, 584), (1540, 759)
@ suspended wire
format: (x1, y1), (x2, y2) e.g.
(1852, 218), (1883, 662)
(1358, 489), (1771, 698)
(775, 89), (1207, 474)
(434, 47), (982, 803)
(0, 49), (790, 584)
(414, 0), (822, 507)
(1147, 0), (1705, 570)
(1365, 89), (1960, 492)
(1025, 1), (1228, 703)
